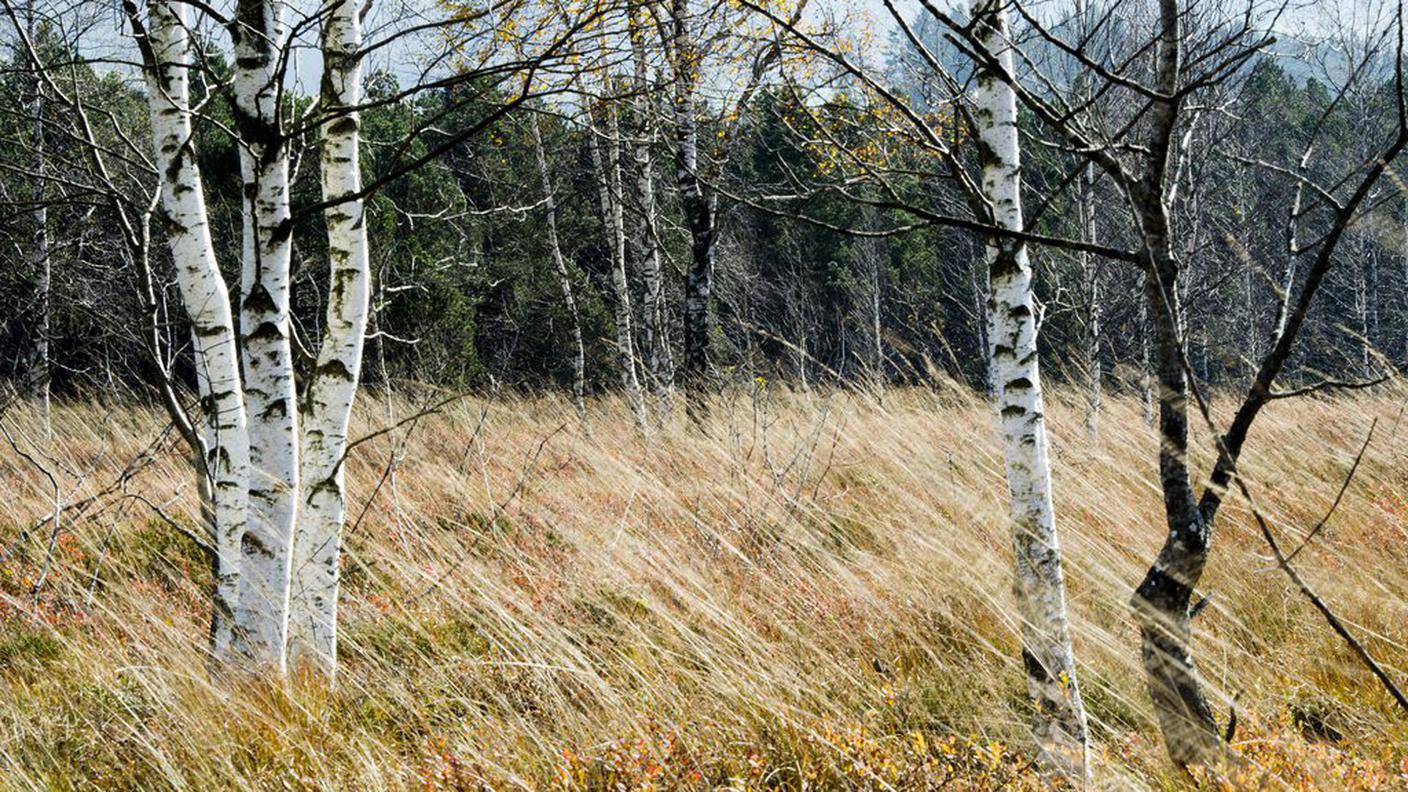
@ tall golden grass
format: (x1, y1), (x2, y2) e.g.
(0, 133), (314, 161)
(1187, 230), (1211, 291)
(1, 384), (1406, 790)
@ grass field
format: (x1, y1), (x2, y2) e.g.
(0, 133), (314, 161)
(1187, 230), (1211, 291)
(1, 384), (1407, 790)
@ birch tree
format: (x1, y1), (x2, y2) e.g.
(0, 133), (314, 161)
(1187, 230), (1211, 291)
(531, 114), (588, 424)
(587, 93), (648, 433)
(971, 0), (1088, 777)
(661, 0), (806, 421)
(13, 0), (48, 431)
(220, 0), (300, 670)
(134, 0), (252, 662)
(287, 0), (372, 675)
(627, 3), (672, 418)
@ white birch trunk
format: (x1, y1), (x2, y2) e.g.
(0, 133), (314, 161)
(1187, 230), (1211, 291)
(629, 9), (673, 419)
(287, 0), (370, 676)
(23, 1), (49, 433)
(1079, 165), (1101, 440)
(531, 116), (588, 424)
(588, 103), (648, 433)
(142, 0), (251, 662)
(231, 0), (296, 670)
(971, 0), (1089, 779)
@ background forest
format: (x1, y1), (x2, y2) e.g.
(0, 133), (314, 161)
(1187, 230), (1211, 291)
(3, 6), (1403, 405)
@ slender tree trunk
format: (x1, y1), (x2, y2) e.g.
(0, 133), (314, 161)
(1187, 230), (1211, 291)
(140, 0), (251, 663)
(970, 256), (992, 393)
(589, 102), (648, 433)
(288, 0), (370, 677)
(22, 1), (49, 433)
(1139, 271), (1155, 426)
(1242, 244), (1257, 378)
(671, 0), (715, 422)
(1125, 0), (1225, 763)
(869, 244), (884, 400)
(971, 0), (1088, 778)
(790, 275), (809, 391)
(1079, 165), (1101, 439)
(629, 7), (674, 421)
(531, 116), (587, 425)
(231, 0), (296, 670)
(1364, 245), (1377, 371)
(1131, 224), (1222, 768)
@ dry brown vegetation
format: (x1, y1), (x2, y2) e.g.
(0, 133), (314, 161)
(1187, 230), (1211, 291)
(1, 385), (1407, 789)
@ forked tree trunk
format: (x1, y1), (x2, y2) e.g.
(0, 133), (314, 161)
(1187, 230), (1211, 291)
(531, 116), (587, 424)
(1131, 217), (1223, 769)
(288, 0), (370, 676)
(1126, 0), (1227, 765)
(230, 0), (297, 670)
(971, 0), (1088, 779)
(140, 0), (251, 662)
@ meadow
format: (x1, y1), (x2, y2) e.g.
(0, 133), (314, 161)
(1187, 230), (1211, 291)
(1, 384), (1406, 790)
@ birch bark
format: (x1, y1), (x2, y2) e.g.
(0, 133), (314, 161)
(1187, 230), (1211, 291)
(971, 0), (1088, 778)
(23, 1), (49, 432)
(141, 0), (251, 662)
(531, 116), (588, 424)
(231, 0), (297, 669)
(589, 102), (648, 433)
(669, 0), (716, 421)
(629, 6), (673, 419)
(288, 0), (370, 676)
(1079, 166), (1101, 439)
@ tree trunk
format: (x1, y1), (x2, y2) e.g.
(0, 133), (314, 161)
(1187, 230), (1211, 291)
(868, 242), (884, 400)
(671, 0), (716, 422)
(1129, 198), (1223, 770)
(140, 0), (251, 663)
(288, 0), (370, 677)
(18, 0), (49, 433)
(531, 116), (587, 425)
(1139, 271), (1155, 427)
(588, 101), (648, 433)
(231, 0), (296, 671)
(971, 0), (1089, 779)
(629, 7), (674, 421)
(1079, 165), (1100, 439)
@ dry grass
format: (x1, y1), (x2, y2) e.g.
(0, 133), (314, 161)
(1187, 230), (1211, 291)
(1, 383), (1407, 790)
